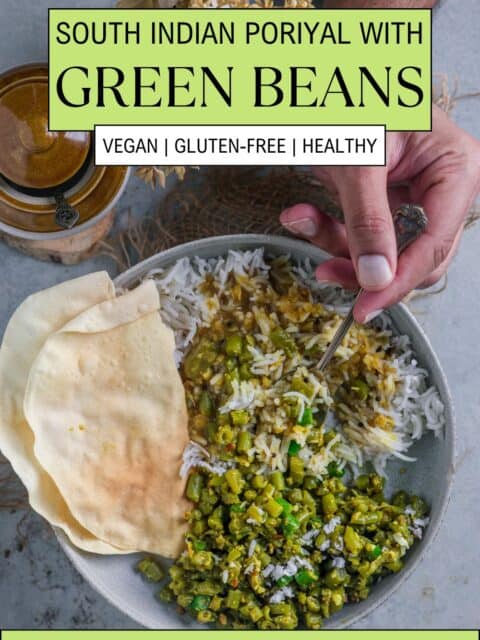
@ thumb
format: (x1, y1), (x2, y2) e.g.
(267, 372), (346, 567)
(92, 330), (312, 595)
(334, 168), (397, 291)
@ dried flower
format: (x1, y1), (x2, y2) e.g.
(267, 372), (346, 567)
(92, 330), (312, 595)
(135, 166), (197, 188)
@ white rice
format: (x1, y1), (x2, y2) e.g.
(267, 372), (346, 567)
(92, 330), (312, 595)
(146, 249), (446, 478)
(219, 379), (256, 414)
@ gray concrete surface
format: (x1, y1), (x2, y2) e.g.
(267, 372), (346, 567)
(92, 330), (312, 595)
(0, 0), (479, 629)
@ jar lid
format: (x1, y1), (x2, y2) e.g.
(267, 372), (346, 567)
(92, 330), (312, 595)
(0, 65), (90, 191)
(0, 64), (129, 236)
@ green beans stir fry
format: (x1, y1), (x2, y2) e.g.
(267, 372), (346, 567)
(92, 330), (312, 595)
(137, 263), (430, 629)
(152, 470), (427, 629)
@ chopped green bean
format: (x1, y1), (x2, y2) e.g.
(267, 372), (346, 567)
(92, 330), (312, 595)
(237, 430), (252, 453)
(264, 498), (284, 518)
(276, 497), (293, 515)
(199, 391), (214, 416)
(225, 589), (242, 609)
(190, 595), (211, 612)
(225, 469), (244, 494)
(324, 568), (347, 588)
(344, 526), (363, 555)
(327, 461), (345, 478)
(299, 407), (314, 426)
(230, 503), (246, 513)
(270, 471), (285, 491)
(350, 378), (369, 401)
(136, 557), (164, 582)
(350, 511), (381, 525)
(288, 440), (301, 456)
(367, 545), (382, 560)
(282, 513), (300, 537)
(322, 493), (337, 515)
(289, 456), (305, 484)
(225, 335), (243, 356)
(276, 575), (293, 587)
(231, 410), (250, 426)
(270, 328), (297, 355)
(295, 569), (318, 586)
(186, 473), (203, 503)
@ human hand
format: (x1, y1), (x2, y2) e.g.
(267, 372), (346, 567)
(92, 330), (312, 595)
(280, 105), (480, 323)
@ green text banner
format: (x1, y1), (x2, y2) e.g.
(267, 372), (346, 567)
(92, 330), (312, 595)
(49, 9), (432, 131)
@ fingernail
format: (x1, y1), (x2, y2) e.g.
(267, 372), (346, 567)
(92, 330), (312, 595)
(364, 309), (384, 323)
(281, 217), (318, 238)
(357, 255), (393, 290)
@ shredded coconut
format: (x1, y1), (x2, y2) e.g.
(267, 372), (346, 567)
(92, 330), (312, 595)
(262, 564), (274, 578)
(180, 441), (231, 477)
(267, 557), (313, 584)
(319, 539), (331, 551)
(269, 586), (295, 604)
(332, 557), (346, 569)
(323, 517), (341, 535)
(393, 533), (409, 548)
(410, 516), (430, 539)
(301, 529), (320, 546)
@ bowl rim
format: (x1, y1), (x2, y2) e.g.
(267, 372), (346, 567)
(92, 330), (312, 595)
(59, 233), (456, 629)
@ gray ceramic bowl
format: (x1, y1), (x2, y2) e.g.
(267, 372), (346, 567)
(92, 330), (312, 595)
(57, 234), (455, 629)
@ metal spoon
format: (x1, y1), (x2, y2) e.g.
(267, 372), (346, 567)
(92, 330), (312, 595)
(316, 204), (428, 374)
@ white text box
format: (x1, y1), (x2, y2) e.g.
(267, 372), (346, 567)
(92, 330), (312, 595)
(95, 125), (386, 166)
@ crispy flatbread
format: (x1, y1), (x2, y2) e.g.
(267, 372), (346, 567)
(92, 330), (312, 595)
(0, 272), (130, 553)
(24, 280), (190, 557)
